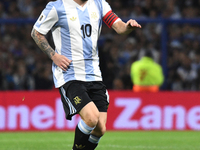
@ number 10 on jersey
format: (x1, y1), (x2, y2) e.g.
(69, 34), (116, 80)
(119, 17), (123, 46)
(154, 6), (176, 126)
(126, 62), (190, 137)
(81, 24), (92, 38)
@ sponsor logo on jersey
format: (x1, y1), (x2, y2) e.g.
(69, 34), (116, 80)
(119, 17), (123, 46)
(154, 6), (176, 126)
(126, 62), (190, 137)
(70, 17), (77, 21)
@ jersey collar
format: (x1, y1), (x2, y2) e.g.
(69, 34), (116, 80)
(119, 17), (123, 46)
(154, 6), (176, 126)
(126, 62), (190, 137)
(67, 0), (89, 11)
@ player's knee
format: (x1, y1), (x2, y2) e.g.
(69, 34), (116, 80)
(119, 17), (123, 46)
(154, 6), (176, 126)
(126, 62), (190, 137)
(93, 125), (106, 137)
(84, 111), (100, 127)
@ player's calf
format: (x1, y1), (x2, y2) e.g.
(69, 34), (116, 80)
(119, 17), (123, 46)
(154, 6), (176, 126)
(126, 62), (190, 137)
(72, 119), (96, 150)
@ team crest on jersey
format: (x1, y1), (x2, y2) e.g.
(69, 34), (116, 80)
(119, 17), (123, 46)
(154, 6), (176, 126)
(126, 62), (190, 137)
(70, 17), (77, 21)
(91, 12), (98, 21)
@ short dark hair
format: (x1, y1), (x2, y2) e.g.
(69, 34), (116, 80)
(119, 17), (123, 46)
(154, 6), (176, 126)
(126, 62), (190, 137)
(144, 50), (153, 58)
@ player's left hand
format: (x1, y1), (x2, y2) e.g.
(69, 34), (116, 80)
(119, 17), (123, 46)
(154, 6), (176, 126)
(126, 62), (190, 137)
(126, 19), (142, 30)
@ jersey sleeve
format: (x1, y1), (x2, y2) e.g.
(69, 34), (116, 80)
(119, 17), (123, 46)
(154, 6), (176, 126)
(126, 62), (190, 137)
(102, 0), (121, 28)
(34, 2), (58, 35)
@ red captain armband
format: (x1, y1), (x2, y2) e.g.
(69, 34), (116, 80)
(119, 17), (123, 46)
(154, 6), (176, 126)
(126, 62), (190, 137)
(103, 10), (119, 28)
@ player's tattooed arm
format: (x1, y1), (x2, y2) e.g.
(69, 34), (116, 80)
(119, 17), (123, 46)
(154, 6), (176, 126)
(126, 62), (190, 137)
(31, 28), (55, 59)
(31, 28), (72, 71)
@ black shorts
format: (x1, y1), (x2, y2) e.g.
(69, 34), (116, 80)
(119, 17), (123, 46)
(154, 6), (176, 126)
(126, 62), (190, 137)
(59, 80), (109, 120)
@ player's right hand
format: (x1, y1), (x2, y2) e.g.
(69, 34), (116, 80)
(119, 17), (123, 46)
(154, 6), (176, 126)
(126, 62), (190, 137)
(51, 53), (72, 71)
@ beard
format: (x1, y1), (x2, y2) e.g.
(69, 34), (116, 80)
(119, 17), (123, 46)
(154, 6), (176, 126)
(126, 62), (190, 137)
(81, 0), (88, 1)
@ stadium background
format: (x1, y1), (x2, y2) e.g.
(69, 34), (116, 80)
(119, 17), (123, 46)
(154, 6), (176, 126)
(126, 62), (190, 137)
(0, 1), (200, 150)
(0, 0), (200, 91)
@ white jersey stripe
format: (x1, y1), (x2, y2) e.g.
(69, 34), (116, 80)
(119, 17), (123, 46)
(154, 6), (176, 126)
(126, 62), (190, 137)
(88, 2), (102, 80)
(52, 27), (65, 85)
(35, 6), (58, 35)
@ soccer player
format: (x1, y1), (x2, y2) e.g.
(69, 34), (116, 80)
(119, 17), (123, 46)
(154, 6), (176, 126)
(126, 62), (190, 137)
(31, 0), (141, 149)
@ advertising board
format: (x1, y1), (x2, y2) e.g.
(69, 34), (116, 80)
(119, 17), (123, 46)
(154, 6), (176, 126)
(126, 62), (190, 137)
(0, 91), (199, 131)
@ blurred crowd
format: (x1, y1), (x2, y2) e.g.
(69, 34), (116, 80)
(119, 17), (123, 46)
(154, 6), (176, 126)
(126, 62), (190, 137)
(0, 0), (200, 91)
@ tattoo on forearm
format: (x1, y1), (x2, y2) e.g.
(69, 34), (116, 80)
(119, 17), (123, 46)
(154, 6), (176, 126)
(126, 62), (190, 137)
(31, 29), (55, 59)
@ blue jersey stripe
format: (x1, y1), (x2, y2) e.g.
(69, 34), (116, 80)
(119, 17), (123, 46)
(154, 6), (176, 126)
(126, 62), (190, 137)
(77, 8), (95, 81)
(59, 5), (75, 82)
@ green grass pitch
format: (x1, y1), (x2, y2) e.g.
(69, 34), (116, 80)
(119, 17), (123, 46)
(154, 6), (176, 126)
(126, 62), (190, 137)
(0, 131), (200, 150)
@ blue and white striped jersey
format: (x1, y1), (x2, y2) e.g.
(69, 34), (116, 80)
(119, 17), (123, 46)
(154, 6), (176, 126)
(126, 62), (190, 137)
(34, 0), (120, 88)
